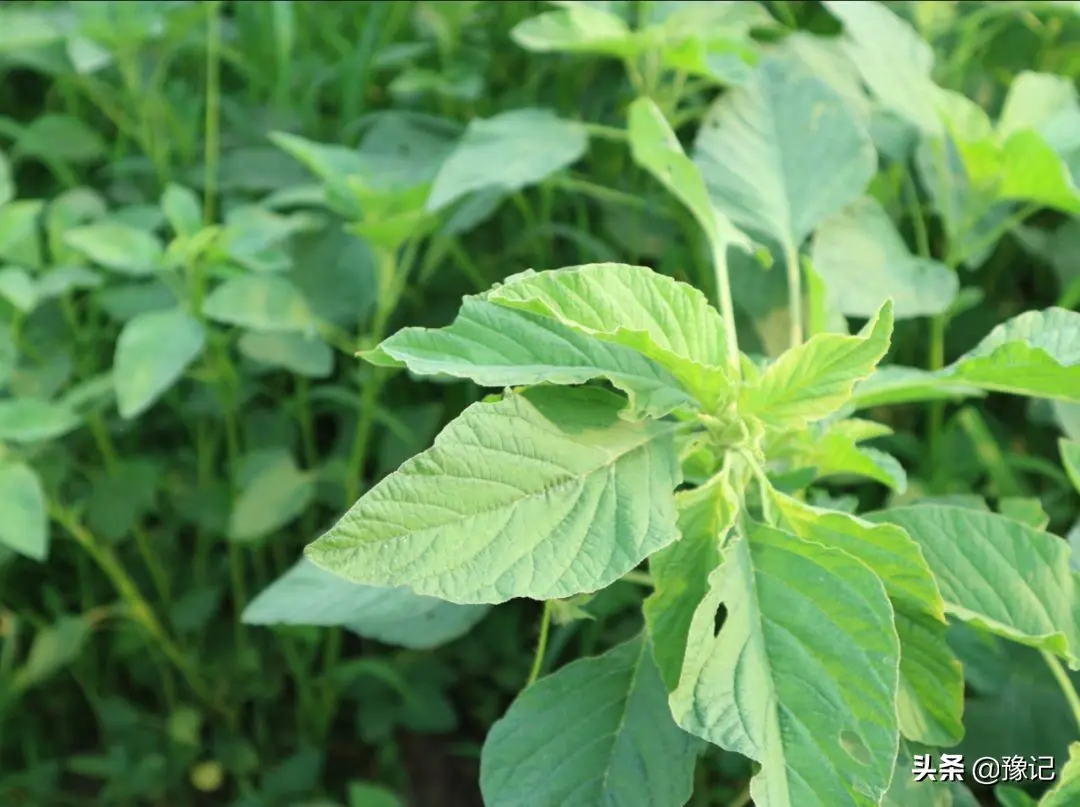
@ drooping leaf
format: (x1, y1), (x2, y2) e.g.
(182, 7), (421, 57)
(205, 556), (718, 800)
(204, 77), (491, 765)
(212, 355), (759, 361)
(305, 386), (682, 605)
(63, 221), (164, 275)
(739, 299), (893, 428)
(510, 5), (637, 57)
(893, 611), (965, 746)
(487, 263), (735, 408)
(243, 558), (489, 650)
(694, 56), (876, 257)
(670, 520), (900, 807)
(869, 505), (1080, 665)
(823, 0), (943, 135)
(1041, 742), (1080, 806)
(480, 633), (697, 807)
(812, 197), (957, 319)
(12, 615), (91, 693)
(113, 308), (206, 419)
(202, 274), (313, 333)
(365, 296), (695, 419)
(238, 331), (334, 379)
(0, 461), (48, 561)
(941, 308), (1080, 402)
(229, 450), (316, 543)
(0, 398), (81, 443)
(427, 109), (587, 211)
(644, 473), (738, 690)
(849, 365), (984, 409)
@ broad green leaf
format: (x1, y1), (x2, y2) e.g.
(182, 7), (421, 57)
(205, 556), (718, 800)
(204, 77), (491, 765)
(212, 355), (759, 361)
(1041, 742), (1080, 806)
(510, 5), (637, 57)
(0, 200), (44, 268)
(243, 558), (488, 650)
(229, 450), (316, 543)
(739, 299), (893, 428)
(960, 130), (1080, 214)
(694, 56), (876, 256)
(823, 0), (943, 135)
(269, 131), (368, 183)
(63, 221), (164, 275)
(941, 308), (1080, 402)
(775, 419), (908, 492)
(644, 473), (738, 690)
(202, 274), (313, 333)
(670, 521), (900, 807)
(812, 197), (957, 319)
(12, 615), (91, 693)
(0, 398), (80, 443)
(13, 114), (106, 165)
(1062, 439), (1080, 494)
(0, 266), (39, 312)
(850, 366), (984, 409)
(427, 109), (587, 211)
(305, 386), (682, 604)
(113, 308), (206, 419)
(0, 461), (48, 561)
(0, 7), (64, 52)
(998, 71), (1080, 150)
(366, 296), (695, 419)
(480, 633), (697, 807)
(161, 183), (204, 238)
(239, 330), (334, 379)
(627, 96), (749, 263)
(869, 505), (1080, 665)
(772, 492), (943, 619)
(488, 263), (735, 408)
(894, 611), (965, 746)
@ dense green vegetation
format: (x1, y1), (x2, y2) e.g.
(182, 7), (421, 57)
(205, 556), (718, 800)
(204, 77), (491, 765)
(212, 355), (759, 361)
(3, 1), (1080, 806)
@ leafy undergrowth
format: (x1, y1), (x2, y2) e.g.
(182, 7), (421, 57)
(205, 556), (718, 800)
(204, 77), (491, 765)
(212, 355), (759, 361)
(2, 2), (1080, 806)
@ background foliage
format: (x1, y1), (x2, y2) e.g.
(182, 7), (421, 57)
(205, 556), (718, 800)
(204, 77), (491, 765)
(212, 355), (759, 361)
(2, 1), (1080, 805)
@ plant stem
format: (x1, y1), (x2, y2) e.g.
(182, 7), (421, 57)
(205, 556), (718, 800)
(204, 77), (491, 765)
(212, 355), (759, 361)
(712, 241), (742, 371)
(1041, 649), (1080, 735)
(204, 0), (223, 225)
(526, 601), (554, 687)
(783, 242), (803, 349)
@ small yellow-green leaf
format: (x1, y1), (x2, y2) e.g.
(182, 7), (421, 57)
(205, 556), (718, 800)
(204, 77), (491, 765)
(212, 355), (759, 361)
(202, 274), (313, 333)
(113, 308), (206, 419)
(63, 221), (164, 275)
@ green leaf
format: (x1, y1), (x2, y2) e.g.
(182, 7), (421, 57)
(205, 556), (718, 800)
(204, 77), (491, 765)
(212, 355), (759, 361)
(941, 308), (1080, 402)
(229, 450), (316, 543)
(850, 365), (984, 409)
(238, 330), (334, 379)
(305, 386), (682, 605)
(0, 266), (39, 312)
(670, 520), (900, 807)
(487, 263), (735, 408)
(1041, 742), (1080, 806)
(0, 200), (44, 268)
(161, 183), (203, 238)
(12, 615), (91, 693)
(427, 108), (587, 211)
(823, 0), (943, 135)
(202, 274), (313, 333)
(0, 328), (14, 389)
(812, 197), (957, 319)
(627, 96), (749, 263)
(13, 114), (106, 165)
(739, 299), (894, 428)
(869, 505), (1080, 665)
(348, 782), (405, 807)
(894, 611), (965, 746)
(0, 7), (64, 53)
(0, 398), (81, 443)
(694, 56), (876, 257)
(510, 6), (636, 57)
(243, 558), (489, 650)
(644, 473), (738, 690)
(113, 308), (206, 419)
(0, 461), (48, 561)
(772, 492), (943, 619)
(480, 633), (697, 807)
(366, 296), (695, 419)
(999, 496), (1051, 531)
(63, 221), (164, 275)
(1062, 438), (1080, 495)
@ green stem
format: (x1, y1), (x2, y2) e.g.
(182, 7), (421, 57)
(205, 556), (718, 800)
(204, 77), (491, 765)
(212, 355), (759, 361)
(711, 241), (741, 371)
(927, 313), (946, 464)
(1041, 649), (1080, 736)
(204, 0), (223, 225)
(619, 570), (654, 588)
(783, 242), (803, 348)
(526, 601), (554, 687)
